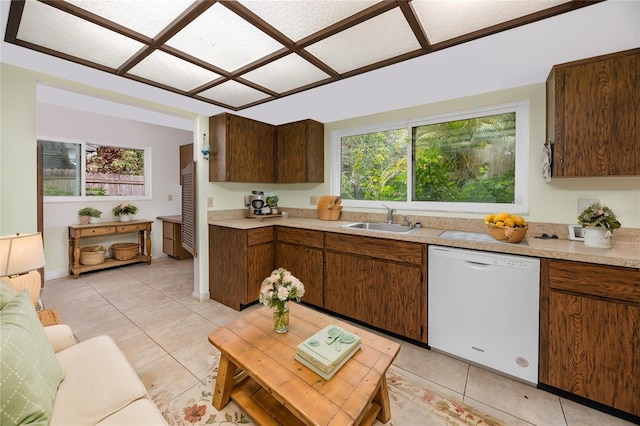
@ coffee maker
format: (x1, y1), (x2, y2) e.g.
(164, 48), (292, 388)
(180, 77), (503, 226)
(244, 190), (265, 216)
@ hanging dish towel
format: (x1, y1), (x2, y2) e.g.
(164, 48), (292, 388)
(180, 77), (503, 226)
(542, 141), (552, 182)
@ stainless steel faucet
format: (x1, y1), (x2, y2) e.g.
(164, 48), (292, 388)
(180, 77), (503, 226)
(402, 214), (412, 227)
(381, 204), (396, 224)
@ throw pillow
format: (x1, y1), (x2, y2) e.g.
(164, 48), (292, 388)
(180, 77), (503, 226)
(0, 277), (18, 309)
(0, 291), (65, 425)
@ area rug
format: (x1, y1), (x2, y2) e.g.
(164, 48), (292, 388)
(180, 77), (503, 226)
(155, 350), (503, 426)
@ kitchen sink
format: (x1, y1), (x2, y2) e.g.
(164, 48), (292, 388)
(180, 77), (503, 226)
(341, 222), (417, 234)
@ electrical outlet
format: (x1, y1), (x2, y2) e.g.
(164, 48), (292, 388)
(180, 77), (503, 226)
(167, 194), (173, 201)
(207, 197), (213, 208)
(310, 196), (317, 205)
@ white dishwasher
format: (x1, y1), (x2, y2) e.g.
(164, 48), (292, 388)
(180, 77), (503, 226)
(428, 245), (540, 384)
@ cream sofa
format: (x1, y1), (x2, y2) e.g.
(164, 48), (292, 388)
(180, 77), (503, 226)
(0, 279), (167, 425)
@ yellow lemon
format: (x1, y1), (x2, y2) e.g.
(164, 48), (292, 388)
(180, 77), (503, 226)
(512, 215), (525, 227)
(495, 221), (505, 227)
(503, 218), (515, 228)
(485, 214), (496, 224)
(496, 212), (510, 222)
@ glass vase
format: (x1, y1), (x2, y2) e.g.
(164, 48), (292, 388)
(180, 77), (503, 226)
(273, 305), (289, 333)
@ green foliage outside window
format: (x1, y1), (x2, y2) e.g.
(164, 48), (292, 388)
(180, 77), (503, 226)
(340, 112), (517, 205)
(340, 129), (408, 201)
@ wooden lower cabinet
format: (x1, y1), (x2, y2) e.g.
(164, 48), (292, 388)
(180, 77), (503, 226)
(275, 227), (324, 307)
(324, 233), (426, 343)
(208, 225), (427, 342)
(540, 259), (640, 417)
(161, 220), (192, 260)
(209, 225), (273, 310)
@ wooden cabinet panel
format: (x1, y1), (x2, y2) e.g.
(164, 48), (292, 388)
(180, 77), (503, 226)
(325, 232), (423, 265)
(540, 259), (640, 417)
(325, 233), (426, 342)
(545, 291), (639, 415)
(548, 260), (640, 303)
(209, 113), (275, 183)
(324, 251), (424, 341)
(548, 48), (640, 177)
(209, 226), (246, 309)
(275, 227), (324, 307)
(276, 119), (324, 183)
(247, 242), (274, 305)
(276, 227), (323, 249)
(209, 225), (273, 310)
(276, 243), (323, 307)
(324, 251), (370, 323)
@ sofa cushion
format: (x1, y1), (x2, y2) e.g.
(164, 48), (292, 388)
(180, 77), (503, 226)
(96, 398), (167, 425)
(0, 290), (65, 426)
(50, 334), (148, 425)
(0, 276), (18, 309)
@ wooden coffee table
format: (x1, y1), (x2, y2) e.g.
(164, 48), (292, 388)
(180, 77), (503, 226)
(208, 303), (401, 425)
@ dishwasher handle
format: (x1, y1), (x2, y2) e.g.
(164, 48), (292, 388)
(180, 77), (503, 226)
(465, 260), (492, 270)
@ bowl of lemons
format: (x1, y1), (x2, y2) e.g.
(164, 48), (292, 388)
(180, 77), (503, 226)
(484, 212), (528, 243)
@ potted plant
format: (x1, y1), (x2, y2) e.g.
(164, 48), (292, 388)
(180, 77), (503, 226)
(577, 203), (621, 248)
(78, 207), (102, 224)
(113, 203), (139, 222)
(266, 195), (279, 214)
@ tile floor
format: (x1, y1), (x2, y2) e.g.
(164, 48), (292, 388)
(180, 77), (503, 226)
(41, 257), (633, 426)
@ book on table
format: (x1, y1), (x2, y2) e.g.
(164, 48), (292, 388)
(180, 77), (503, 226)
(295, 325), (361, 380)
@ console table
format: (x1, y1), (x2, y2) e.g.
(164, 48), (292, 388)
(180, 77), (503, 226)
(68, 220), (152, 278)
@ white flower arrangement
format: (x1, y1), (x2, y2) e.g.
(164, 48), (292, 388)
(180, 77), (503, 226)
(259, 268), (305, 313)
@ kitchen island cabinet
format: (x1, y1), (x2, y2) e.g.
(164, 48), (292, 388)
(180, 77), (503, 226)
(547, 48), (639, 177)
(274, 227), (324, 307)
(324, 232), (426, 343)
(209, 225), (274, 310)
(539, 259), (640, 419)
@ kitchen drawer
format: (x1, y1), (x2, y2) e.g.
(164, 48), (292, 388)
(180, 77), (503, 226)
(325, 232), (423, 265)
(248, 227), (273, 246)
(548, 260), (640, 303)
(276, 227), (323, 248)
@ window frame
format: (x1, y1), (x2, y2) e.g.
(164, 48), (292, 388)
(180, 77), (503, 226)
(330, 101), (530, 214)
(39, 136), (152, 203)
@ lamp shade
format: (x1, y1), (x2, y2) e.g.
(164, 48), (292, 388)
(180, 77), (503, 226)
(0, 232), (46, 276)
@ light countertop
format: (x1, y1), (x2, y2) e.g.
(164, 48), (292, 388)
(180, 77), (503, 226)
(208, 215), (640, 269)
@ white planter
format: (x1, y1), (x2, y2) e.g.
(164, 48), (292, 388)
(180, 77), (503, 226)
(583, 227), (611, 248)
(89, 217), (100, 224)
(119, 214), (131, 222)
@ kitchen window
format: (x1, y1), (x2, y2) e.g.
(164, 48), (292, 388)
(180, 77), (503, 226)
(331, 101), (530, 214)
(38, 138), (151, 200)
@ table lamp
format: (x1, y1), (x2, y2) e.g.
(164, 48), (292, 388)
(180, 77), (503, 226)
(0, 232), (46, 307)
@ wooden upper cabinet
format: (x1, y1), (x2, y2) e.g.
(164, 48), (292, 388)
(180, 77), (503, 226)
(547, 48), (640, 177)
(209, 113), (324, 183)
(276, 119), (324, 183)
(209, 113), (275, 182)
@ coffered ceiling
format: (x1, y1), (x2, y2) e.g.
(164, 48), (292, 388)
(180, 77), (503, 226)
(5, 0), (602, 111)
